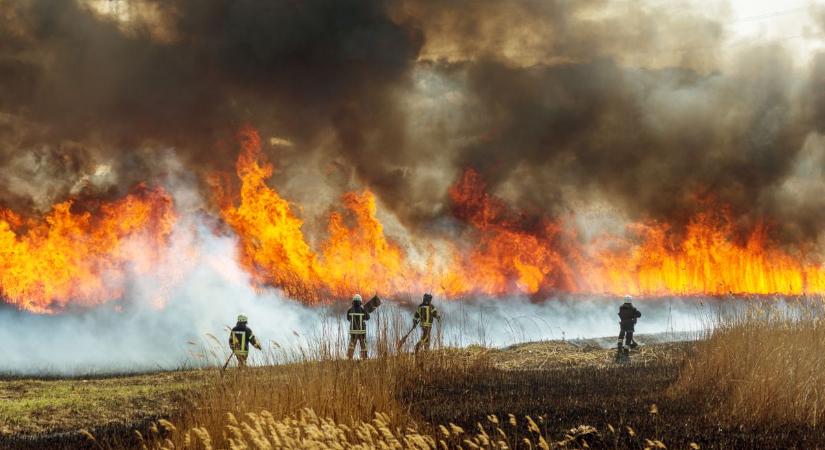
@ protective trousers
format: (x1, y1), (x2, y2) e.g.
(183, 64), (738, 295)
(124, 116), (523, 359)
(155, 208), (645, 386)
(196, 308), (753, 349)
(415, 327), (432, 354)
(618, 324), (635, 348)
(234, 352), (249, 368)
(347, 334), (367, 359)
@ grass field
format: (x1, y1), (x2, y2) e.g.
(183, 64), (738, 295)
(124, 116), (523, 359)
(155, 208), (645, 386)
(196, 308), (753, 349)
(4, 304), (825, 449)
(0, 371), (207, 448)
(1, 340), (677, 448)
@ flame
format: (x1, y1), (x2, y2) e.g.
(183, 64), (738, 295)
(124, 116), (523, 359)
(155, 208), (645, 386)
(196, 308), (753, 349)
(581, 213), (825, 296)
(0, 186), (176, 312)
(215, 129), (575, 299)
(4, 126), (821, 313)
(217, 128), (416, 301)
(217, 128), (321, 298)
(217, 128), (825, 301)
(442, 169), (577, 296)
(319, 191), (409, 295)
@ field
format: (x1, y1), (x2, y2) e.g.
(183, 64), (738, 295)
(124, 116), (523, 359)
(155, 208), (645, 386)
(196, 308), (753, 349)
(0, 371), (206, 448)
(4, 307), (825, 450)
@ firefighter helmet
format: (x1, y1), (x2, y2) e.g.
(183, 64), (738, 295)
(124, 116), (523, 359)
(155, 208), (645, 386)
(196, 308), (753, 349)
(237, 313), (248, 323)
(623, 295), (632, 303)
(423, 293), (433, 304)
(352, 294), (362, 305)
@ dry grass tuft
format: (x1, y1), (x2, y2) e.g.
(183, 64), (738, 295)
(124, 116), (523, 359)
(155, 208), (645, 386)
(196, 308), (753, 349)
(673, 300), (825, 427)
(129, 407), (665, 450)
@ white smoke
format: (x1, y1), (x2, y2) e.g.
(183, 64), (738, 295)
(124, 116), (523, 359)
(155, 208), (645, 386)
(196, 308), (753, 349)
(0, 214), (711, 375)
(0, 172), (714, 376)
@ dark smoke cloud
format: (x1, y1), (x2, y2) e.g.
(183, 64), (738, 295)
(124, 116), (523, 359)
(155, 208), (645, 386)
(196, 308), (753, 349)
(0, 0), (420, 210)
(379, 0), (820, 246)
(448, 49), (806, 231)
(0, 0), (823, 248)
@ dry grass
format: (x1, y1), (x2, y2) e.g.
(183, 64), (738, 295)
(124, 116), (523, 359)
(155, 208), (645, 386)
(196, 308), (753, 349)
(159, 309), (450, 448)
(129, 313), (697, 449)
(488, 341), (686, 370)
(673, 299), (825, 427)
(21, 298), (825, 449)
(128, 306), (681, 449)
(136, 407), (675, 450)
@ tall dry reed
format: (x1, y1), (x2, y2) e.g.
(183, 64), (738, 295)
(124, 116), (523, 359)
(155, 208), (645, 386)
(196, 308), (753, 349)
(672, 299), (825, 427)
(167, 307), (461, 448)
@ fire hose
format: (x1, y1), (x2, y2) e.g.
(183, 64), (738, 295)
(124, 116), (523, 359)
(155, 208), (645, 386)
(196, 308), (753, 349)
(396, 323), (417, 351)
(221, 352), (235, 371)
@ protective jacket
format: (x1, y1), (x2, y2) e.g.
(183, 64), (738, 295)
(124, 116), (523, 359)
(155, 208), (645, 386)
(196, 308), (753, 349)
(618, 303), (641, 329)
(414, 304), (440, 328)
(229, 323), (260, 356)
(347, 305), (370, 334)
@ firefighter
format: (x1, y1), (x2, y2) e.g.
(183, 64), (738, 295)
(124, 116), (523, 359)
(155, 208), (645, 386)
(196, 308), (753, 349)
(346, 294), (370, 359)
(617, 295), (641, 352)
(229, 313), (261, 367)
(414, 293), (441, 354)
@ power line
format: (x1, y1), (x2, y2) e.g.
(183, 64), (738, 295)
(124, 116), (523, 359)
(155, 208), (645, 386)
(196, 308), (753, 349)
(419, 32), (812, 59)
(664, 33), (808, 54)
(729, 6), (810, 24)
(418, 2), (820, 60)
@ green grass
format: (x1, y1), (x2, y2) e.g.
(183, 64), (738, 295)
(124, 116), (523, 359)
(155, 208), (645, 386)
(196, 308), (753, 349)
(0, 371), (206, 435)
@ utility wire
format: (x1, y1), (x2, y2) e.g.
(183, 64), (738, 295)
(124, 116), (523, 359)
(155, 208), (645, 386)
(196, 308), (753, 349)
(420, 33), (812, 59)
(418, 2), (820, 58)
(728, 5), (810, 24)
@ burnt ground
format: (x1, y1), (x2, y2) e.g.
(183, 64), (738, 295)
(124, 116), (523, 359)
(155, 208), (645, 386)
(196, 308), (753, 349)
(3, 340), (825, 449)
(405, 343), (825, 449)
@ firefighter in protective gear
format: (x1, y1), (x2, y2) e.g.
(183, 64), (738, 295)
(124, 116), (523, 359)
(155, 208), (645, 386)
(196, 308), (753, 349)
(346, 294), (370, 359)
(229, 313), (261, 367)
(413, 293), (441, 354)
(617, 295), (641, 352)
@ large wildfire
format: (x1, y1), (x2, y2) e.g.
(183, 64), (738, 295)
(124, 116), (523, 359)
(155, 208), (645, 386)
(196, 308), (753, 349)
(1, 0), (825, 314)
(214, 129), (825, 301)
(0, 187), (175, 312)
(3, 126), (825, 313)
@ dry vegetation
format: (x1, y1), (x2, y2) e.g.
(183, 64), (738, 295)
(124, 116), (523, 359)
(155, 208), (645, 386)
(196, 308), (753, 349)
(673, 301), (825, 427)
(7, 302), (825, 449)
(133, 408), (663, 450)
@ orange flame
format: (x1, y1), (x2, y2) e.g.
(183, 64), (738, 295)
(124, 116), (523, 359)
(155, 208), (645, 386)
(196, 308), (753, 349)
(319, 191), (409, 295)
(441, 169), (578, 296)
(580, 213), (825, 296)
(218, 128), (825, 301)
(4, 127), (820, 312)
(217, 128), (320, 298)
(217, 128), (416, 301)
(0, 186), (176, 312)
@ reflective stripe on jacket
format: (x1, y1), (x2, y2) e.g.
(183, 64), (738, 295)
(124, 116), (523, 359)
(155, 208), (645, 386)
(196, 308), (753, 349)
(347, 306), (370, 334)
(415, 305), (439, 328)
(229, 324), (258, 355)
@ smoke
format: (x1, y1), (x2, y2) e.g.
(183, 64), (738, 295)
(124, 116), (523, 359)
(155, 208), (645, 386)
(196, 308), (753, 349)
(0, 0), (824, 370)
(0, 0), (420, 211)
(0, 0), (820, 238)
(0, 213), (709, 375)
(0, 168), (709, 374)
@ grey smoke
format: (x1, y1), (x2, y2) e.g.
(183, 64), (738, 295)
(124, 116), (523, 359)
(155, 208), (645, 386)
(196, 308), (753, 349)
(0, 0), (824, 373)
(0, 0), (822, 246)
(0, 213), (708, 375)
